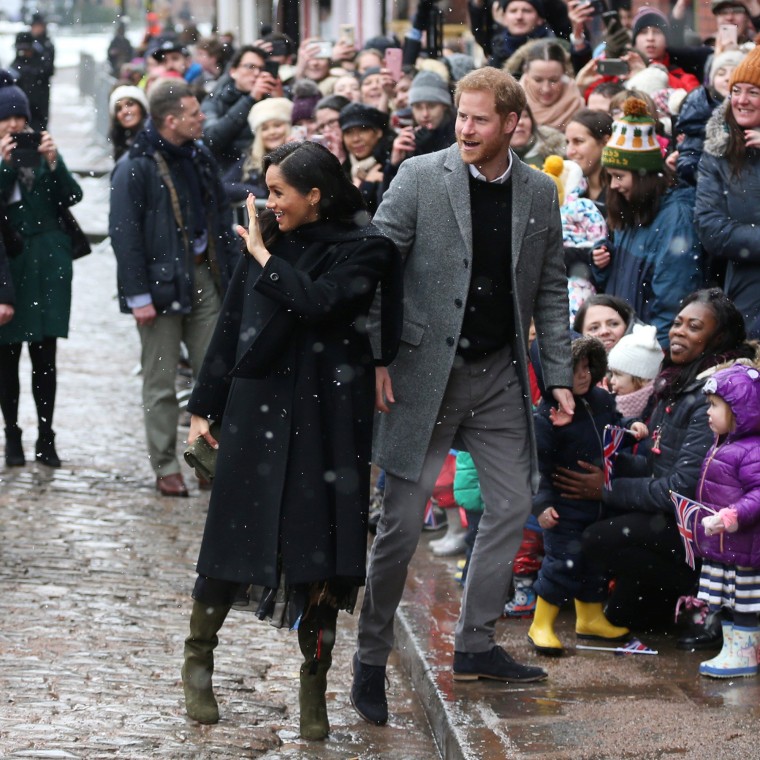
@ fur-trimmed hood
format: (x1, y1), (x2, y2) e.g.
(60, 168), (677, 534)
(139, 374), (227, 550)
(572, 335), (608, 388)
(703, 99), (730, 157)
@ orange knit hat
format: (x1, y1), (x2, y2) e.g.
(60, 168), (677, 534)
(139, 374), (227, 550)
(729, 38), (760, 90)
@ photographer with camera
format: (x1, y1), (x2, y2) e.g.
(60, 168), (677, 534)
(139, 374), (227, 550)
(0, 71), (82, 468)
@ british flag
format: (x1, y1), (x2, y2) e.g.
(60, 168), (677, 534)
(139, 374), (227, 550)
(602, 425), (627, 490)
(670, 491), (716, 570)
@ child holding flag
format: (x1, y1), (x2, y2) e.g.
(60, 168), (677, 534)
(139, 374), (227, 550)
(528, 336), (647, 655)
(691, 363), (760, 678)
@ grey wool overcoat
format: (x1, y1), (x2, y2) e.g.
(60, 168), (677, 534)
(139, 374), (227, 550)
(370, 144), (573, 489)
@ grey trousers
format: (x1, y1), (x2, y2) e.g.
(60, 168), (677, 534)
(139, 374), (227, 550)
(357, 345), (532, 661)
(136, 260), (221, 477)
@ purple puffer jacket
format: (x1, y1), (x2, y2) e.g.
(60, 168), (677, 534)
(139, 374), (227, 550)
(693, 363), (760, 567)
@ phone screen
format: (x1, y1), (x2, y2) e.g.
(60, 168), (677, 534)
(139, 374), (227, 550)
(384, 48), (403, 80)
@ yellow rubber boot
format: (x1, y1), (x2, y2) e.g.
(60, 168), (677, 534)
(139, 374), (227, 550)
(527, 597), (563, 656)
(574, 600), (630, 641)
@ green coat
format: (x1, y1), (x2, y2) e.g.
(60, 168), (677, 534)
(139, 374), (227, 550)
(0, 155), (82, 345)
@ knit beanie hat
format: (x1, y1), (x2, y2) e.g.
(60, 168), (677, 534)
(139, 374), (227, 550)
(607, 323), (664, 380)
(338, 101), (388, 132)
(0, 70), (31, 122)
(109, 85), (149, 118)
(248, 97), (293, 133)
(624, 64), (670, 96)
(710, 49), (746, 85)
(502, 0), (546, 17)
(632, 7), (669, 42)
(445, 53), (476, 83)
(602, 97), (664, 172)
(729, 43), (760, 90)
(409, 71), (452, 107)
(712, 0), (748, 14)
(290, 79), (321, 123)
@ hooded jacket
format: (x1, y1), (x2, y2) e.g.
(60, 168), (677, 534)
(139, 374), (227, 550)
(533, 336), (620, 521)
(695, 101), (760, 339)
(694, 361), (760, 567)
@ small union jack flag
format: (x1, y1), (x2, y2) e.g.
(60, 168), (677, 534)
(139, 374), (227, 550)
(423, 498), (441, 529)
(602, 425), (627, 490)
(670, 491), (716, 570)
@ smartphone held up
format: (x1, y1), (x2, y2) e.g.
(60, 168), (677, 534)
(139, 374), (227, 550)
(10, 131), (41, 168)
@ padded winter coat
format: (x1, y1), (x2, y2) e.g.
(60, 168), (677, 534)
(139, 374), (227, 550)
(695, 101), (760, 339)
(693, 363), (760, 566)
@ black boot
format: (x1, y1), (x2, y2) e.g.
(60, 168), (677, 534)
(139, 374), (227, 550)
(298, 604), (338, 740)
(181, 600), (231, 724)
(35, 429), (61, 468)
(677, 609), (723, 651)
(4, 425), (25, 466)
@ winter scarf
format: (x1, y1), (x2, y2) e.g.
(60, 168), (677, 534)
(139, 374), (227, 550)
(491, 24), (553, 66)
(523, 76), (585, 133)
(615, 381), (654, 418)
(144, 120), (206, 239)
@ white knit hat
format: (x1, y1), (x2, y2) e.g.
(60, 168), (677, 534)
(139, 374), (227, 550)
(607, 323), (664, 380)
(109, 85), (149, 117)
(248, 97), (293, 133)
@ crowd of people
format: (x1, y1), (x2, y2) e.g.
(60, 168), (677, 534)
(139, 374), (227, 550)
(2, 0), (760, 744)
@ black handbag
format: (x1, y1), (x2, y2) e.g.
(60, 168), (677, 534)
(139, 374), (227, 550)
(58, 207), (91, 260)
(0, 200), (23, 258)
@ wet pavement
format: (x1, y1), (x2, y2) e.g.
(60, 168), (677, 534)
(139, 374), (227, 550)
(2, 64), (760, 760)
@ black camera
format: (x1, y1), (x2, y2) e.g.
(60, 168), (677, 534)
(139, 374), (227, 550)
(580, 0), (606, 15)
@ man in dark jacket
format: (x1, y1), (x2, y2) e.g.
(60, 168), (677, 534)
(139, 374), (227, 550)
(201, 45), (278, 172)
(11, 31), (54, 131)
(110, 80), (238, 497)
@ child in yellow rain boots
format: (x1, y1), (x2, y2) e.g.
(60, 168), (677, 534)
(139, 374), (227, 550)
(526, 336), (647, 654)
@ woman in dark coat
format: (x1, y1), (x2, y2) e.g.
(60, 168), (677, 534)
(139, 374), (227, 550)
(181, 141), (402, 740)
(695, 49), (760, 339)
(554, 289), (756, 635)
(0, 72), (83, 468)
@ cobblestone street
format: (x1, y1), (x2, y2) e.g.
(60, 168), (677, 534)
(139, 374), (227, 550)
(0, 244), (438, 759)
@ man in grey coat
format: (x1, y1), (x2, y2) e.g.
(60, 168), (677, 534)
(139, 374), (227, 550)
(351, 66), (574, 725)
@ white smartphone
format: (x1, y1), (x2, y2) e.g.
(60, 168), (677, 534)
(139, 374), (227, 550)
(339, 24), (355, 47)
(719, 24), (738, 47)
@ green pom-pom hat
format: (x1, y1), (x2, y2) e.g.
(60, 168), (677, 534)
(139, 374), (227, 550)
(601, 97), (664, 173)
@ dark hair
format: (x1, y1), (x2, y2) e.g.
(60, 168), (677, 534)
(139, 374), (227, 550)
(590, 80), (626, 99)
(109, 108), (147, 161)
(725, 102), (751, 175)
(606, 168), (677, 230)
(148, 79), (194, 124)
(572, 294), (635, 334)
(568, 108), (613, 142)
(259, 141), (368, 244)
(524, 40), (571, 73)
(678, 288), (748, 355)
(654, 288), (755, 400)
(229, 44), (269, 70)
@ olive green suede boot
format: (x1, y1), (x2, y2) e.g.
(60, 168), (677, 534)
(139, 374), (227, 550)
(298, 605), (338, 740)
(181, 600), (231, 724)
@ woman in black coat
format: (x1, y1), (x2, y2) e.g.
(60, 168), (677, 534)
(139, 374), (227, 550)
(180, 141), (402, 740)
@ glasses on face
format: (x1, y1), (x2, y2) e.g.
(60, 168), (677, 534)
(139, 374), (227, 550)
(237, 62), (261, 72)
(315, 117), (340, 132)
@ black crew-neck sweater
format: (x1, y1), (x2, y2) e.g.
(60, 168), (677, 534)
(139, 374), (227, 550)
(458, 174), (514, 361)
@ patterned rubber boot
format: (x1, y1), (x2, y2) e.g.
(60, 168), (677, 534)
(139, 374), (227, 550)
(504, 577), (537, 618)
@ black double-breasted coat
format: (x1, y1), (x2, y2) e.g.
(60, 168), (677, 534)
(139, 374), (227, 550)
(187, 220), (402, 590)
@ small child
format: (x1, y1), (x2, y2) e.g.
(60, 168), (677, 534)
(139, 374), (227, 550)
(527, 336), (646, 655)
(692, 363), (760, 678)
(607, 323), (663, 419)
